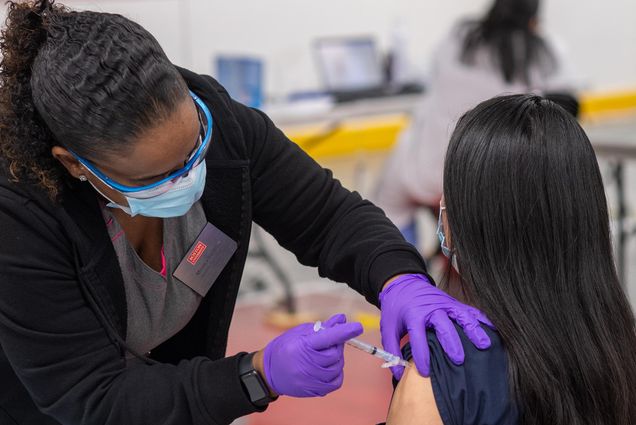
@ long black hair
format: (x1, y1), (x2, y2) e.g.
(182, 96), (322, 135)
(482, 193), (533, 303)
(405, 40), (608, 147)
(0, 0), (189, 199)
(461, 0), (556, 84)
(443, 95), (636, 424)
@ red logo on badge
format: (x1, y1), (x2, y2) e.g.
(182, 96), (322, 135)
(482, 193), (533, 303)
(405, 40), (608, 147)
(188, 241), (207, 265)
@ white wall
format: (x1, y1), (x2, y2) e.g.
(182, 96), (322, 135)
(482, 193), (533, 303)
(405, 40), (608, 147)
(14, 0), (635, 98)
(542, 0), (636, 91)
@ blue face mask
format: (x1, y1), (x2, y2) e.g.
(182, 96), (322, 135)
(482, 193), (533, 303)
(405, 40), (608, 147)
(437, 205), (452, 258)
(437, 204), (460, 272)
(88, 160), (207, 218)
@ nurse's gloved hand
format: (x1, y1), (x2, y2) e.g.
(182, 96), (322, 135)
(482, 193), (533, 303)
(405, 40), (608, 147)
(262, 314), (363, 398)
(379, 274), (494, 380)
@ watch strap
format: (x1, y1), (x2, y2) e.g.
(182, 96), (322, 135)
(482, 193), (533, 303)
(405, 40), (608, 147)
(238, 352), (276, 407)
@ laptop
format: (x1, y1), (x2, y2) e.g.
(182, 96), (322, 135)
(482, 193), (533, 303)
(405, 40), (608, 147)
(314, 36), (423, 103)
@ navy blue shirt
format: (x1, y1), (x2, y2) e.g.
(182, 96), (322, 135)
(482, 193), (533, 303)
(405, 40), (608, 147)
(398, 325), (518, 425)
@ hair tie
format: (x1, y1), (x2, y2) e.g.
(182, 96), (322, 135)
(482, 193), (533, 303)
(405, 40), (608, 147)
(35, 0), (54, 18)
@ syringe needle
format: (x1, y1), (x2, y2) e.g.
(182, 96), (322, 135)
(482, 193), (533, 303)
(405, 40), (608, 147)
(313, 321), (409, 368)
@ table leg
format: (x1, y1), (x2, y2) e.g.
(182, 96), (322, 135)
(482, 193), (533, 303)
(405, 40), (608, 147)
(249, 227), (297, 314)
(613, 161), (627, 287)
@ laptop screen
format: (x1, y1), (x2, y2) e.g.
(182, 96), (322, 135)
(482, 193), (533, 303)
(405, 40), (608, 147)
(315, 37), (384, 92)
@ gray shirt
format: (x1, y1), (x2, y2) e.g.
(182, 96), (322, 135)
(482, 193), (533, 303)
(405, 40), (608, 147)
(101, 202), (207, 360)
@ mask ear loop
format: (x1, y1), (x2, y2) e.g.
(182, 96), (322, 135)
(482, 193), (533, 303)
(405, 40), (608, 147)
(437, 205), (454, 258)
(437, 203), (459, 289)
(80, 166), (135, 215)
(449, 251), (459, 274)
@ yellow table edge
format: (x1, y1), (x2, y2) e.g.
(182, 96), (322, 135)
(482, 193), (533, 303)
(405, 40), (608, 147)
(283, 89), (636, 160)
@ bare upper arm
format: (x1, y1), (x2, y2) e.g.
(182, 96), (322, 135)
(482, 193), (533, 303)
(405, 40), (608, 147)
(386, 362), (444, 425)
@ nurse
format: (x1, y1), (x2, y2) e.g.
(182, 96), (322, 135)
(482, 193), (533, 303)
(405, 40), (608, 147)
(0, 1), (492, 424)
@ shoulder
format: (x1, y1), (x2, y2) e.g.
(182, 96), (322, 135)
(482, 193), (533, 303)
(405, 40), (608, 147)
(175, 65), (244, 130)
(427, 21), (478, 75)
(175, 65), (260, 127)
(175, 65), (275, 161)
(402, 325), (517, 425)
(440, 19), (480, 50)
(430, 326), (517, 425)
(0, 171), (52, 219)
(0, 172), (82, 255)
(175, 65), (231, 104)
(433, 22), (471, 55)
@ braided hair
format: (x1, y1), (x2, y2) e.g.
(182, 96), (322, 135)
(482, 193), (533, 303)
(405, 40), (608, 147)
(0, 0), (189, 199)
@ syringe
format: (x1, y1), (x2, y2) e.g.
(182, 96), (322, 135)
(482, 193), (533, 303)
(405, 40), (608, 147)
(313, 321), (409, 368)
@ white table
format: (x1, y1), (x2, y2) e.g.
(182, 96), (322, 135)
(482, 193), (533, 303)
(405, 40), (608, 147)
(266, 94), (422, 128)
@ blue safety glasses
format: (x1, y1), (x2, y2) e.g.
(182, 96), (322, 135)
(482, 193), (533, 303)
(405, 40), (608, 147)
(71, 90), (212, 199)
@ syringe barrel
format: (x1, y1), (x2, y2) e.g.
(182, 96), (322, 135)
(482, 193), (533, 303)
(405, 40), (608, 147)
(345, 338), (376, 354)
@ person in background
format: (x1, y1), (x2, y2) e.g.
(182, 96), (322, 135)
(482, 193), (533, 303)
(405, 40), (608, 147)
(384, 95), (636, 425)
(375, 0), (576, 246)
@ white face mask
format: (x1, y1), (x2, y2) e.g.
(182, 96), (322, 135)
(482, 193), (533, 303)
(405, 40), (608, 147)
(88, 160), (207, 218)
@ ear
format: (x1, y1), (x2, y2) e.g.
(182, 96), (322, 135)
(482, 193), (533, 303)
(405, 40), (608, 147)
(51, 146), (85, 180)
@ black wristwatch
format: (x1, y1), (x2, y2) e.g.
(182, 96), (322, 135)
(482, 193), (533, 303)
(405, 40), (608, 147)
(238, 352), (277, 408)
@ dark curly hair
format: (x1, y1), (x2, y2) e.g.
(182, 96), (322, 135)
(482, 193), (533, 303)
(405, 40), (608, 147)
(0, 0), (189, 199)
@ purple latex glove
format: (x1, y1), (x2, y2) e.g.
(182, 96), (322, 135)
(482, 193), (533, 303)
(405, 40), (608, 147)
(379, 274), (494, 380)
(263, 313), (363, 397)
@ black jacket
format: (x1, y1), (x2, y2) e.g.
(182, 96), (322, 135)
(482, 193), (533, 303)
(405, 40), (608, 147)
(0, 67), (428, 425)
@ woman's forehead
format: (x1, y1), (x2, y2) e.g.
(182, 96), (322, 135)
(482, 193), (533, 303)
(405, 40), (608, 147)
(96, 98), (199, 179)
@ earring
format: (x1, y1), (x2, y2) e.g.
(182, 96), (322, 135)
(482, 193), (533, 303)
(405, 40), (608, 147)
(78, 175), (88, 182)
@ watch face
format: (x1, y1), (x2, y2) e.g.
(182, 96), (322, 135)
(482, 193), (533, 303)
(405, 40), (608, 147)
(243, 371), (269, 402)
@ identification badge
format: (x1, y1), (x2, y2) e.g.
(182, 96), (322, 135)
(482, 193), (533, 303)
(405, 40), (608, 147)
(173, 222), (238, 297)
